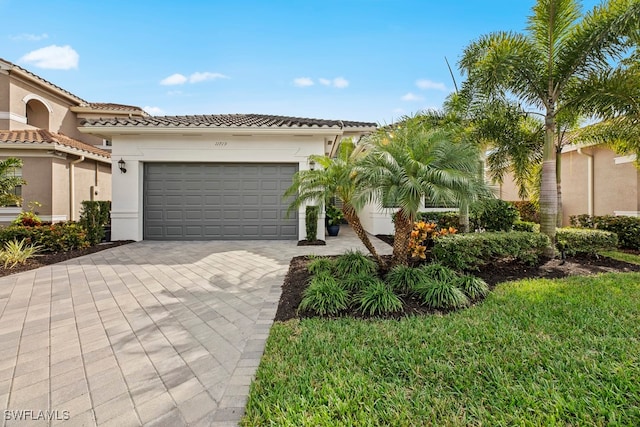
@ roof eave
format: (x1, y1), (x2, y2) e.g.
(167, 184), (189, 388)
(79, 125), (349, 137)
(0, 142), (110, 162)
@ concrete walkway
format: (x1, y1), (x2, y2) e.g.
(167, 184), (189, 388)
(0, 227), (391, 427)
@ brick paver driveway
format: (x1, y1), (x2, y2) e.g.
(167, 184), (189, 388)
(0, 229), (391, 426)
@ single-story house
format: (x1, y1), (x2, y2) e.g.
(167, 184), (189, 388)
(80, 114), (377, 241)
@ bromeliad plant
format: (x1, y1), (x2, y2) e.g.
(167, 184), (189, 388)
(408, 221), (457, 260)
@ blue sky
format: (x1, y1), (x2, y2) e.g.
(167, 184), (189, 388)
(2, 0), (600, 124)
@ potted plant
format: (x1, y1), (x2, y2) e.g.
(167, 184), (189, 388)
(326, 204), (344, 236)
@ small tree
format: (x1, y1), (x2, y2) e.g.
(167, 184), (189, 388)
(305, 205), (319, 241)
(79, 201), (111, 245)
(359, 116), (490, 267)
(0, 158), (26, 207)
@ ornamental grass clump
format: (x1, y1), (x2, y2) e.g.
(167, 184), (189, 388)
(342, 272), (380, 292)
(421, 262), (459, 283)
(298, 272), (349, 316)
(357, 280), (403, 316)
(307, 257), (334, 275)
(334, 250), (377, 277)
(415, 280), (469, 310)
(455, 274), (489, 300)
(0, 239), (41, 269)
(385, 264), (429, 295)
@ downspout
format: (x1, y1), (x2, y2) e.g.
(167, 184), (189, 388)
(69, 155), (85, 221)
(577, 148), (593, 216)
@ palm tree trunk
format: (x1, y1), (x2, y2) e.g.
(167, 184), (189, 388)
(342, 203), (386, 268)
(540, 111), (558, 257)
(391, 210), (412, 267)
(556, 146), (563, 227)
(459, 201), (470, 233)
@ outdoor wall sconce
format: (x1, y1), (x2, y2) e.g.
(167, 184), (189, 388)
(309, 158), (316, 171)
(118, 158), (127, 174)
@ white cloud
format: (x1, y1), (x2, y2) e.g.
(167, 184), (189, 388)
(19, 45), (78, 70)
(161, 71), (229, 85)
(293, 77), (314, 87)
(332, 77), (349, 88)
(160, 73), (188, 85)
(189, 71), (229, 83)
(143, 106), (165, 115)
(11, 33), (49, 41)
(416, 79), (446, 91)
(317, 77), (349, 88)
(401, 92), (424, 101)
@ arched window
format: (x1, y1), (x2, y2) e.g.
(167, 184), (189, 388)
(22, 95), (52, 130)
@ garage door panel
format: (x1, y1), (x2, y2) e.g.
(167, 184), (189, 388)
(144, 163), (298, 240)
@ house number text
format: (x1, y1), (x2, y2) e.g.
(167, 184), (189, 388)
(214, 141), (228, 146)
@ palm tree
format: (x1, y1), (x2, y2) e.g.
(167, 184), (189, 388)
(358, 116), (489, 267)
(459, 0), (640, 254)
(284, 140), (386, 266)
(0, 157), (26, 207)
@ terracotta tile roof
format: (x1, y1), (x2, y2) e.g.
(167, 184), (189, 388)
(0, 130), (111, 158)
(0, 58), (87, 104)
(80, 103), (148, 115)
(82, 113), (377, 129)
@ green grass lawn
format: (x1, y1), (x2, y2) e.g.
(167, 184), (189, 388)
(243, 273), (640, 426)
(601, 250), (640, 265)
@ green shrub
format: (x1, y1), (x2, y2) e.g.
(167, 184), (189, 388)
(471, 199), (520, 231)
(357, 280), (403, 315)
(305, 205), (319, 241)
(421, 262), (459, 282)
(513, 220), (539, 233)
(12, 211), (42, 227)
(556, 228), (618, 256)
(307, 257), (334, 275)
(386, 265), (429, 295)
(298, 272), (349, 316)
(433, 232), (551, 271)
(570, 214), (640, 250)
(334, 250), (377, 277)
(415, 280), (469, 309)
(79, 201), (110, 245)
(0, 222), (89, 252)
(417, 211), (460, 229)
(510, 200), (539, 223)
(0, 239), (41, 268)
(455, 275), (489, 300)
(342, 272), (380, 292)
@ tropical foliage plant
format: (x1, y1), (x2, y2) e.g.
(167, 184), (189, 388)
(459, 0), (640, 251)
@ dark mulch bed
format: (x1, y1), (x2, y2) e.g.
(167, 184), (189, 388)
(275, 253), (640, 322)
(0, 240), (134, 278)
(297, 239), (326, 246)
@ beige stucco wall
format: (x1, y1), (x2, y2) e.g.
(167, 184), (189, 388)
(498, 147), (640, 225)
(0, 73), (9, 129)
(592, 147), (639, 215)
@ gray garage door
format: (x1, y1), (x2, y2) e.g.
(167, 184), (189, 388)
(143, 163), (298, 240)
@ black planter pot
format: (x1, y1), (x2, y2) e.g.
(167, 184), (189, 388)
(103, 225), (112, 242)
(327, 224), (340, 236)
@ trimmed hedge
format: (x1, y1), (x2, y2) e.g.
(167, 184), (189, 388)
(513, 220), (539, 233)
(556, 228), (618, 256)
(432, 231), (550, 271)
(0, 222), (89, 252)
(570, 214), (640, 250)
(470, 199), (520, 231)
(417, 211), (460, 229)
(305, 205), (319, 241)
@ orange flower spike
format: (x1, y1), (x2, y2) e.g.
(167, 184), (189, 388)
(449, 227), (457, 234)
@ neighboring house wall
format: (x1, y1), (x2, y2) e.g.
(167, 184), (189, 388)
(109, 134), (325, 241)
(499, 146), (640, 224)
